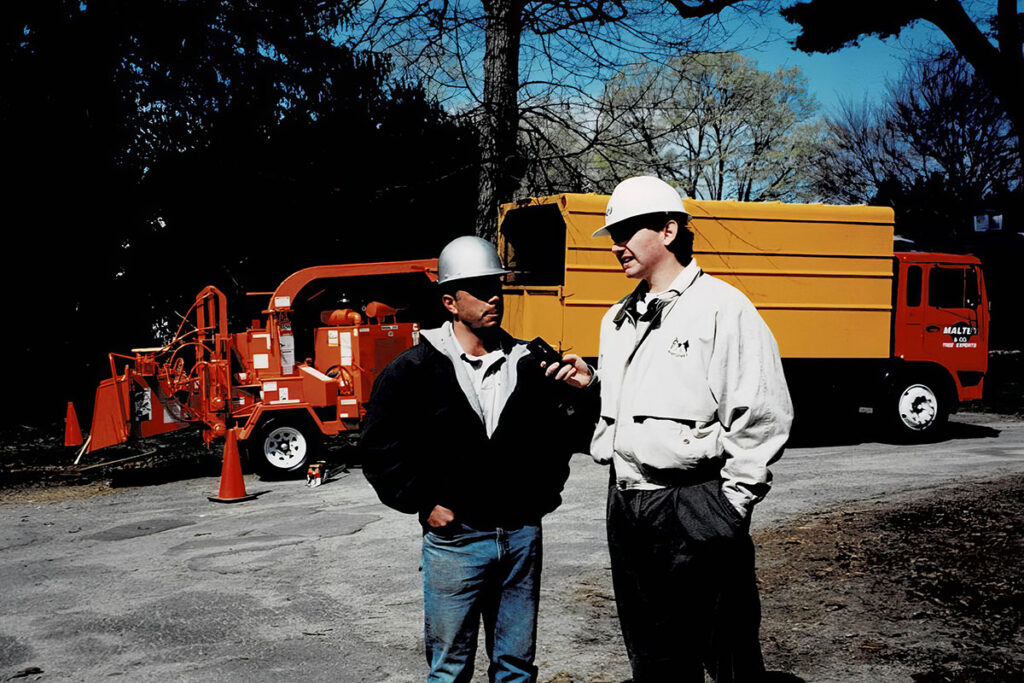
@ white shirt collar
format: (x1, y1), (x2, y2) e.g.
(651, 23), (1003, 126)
(638, 259), (702, 315)
(653, 258), (702, 297)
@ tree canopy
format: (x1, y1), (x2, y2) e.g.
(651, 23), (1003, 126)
(590, 53), (822, 201)
(2, 0), (478, 423)
(812, 52), (1019, 238)
(346, 0), (764, 236)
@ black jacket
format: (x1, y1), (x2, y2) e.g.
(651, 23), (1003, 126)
(361, 333), (598, 529)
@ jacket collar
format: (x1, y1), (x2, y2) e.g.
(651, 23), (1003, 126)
(613, 259), (704, 328)
(419, 321), (520, 359)
(417, 322), (530, 432)
(613, 280), (650, 327)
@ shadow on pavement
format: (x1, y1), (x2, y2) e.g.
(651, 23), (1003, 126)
(943, 420), (1002, 441)
(619, 673), (804, 683)
(108, 451), (222, 488)
(788, 410), (1001, 449)
(107, 436), (358, 488)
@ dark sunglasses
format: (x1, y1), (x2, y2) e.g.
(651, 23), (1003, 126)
(455, 276), (503, 300)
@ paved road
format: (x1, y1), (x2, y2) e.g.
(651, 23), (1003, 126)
(2, 412), (1022, 682)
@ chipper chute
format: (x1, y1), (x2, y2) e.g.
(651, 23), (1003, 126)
(87, 375), (133, 452)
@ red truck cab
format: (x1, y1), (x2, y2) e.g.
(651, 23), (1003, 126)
(883, 252), (990, 436)
(893, 252), (989, 401)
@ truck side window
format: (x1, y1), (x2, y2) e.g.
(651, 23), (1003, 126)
(906, 266), (922, 307)
(928, 266), (968, 308)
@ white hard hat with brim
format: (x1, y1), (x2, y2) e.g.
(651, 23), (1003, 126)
(593, 176), (691, 238)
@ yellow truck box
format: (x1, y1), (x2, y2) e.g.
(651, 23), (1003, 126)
(498, 193), (895, 360)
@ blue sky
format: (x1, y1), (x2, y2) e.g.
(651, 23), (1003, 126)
(729, 11), (950, 115)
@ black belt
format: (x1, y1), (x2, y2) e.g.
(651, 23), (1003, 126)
(613, 458), (723, 490)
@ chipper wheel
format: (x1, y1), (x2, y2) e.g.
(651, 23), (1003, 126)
(245, 415), (323, 480)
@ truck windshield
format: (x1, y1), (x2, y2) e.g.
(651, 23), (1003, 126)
(928, 266), (979, 309)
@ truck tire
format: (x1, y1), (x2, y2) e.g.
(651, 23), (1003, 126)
(246, 415), (322, 479)
(885, 376), (949, 441)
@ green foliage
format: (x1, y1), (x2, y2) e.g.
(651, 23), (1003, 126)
(587, 52), (824, 202)
(345, 0), (755, 232)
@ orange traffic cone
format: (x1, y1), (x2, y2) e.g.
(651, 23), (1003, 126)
(64, 402), (83, 447)
(208, 429), (258, 503)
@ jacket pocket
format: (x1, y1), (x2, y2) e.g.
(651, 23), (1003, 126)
(710, 480), (747, 528)
(620, 417), (723, 470)
(590, 415), (616, 463)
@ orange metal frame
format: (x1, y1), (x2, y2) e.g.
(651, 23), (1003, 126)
(78, 259), (438, 454)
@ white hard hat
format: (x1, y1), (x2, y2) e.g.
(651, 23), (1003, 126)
(437, 236), (509, 285)
(593, 176), (691, 237)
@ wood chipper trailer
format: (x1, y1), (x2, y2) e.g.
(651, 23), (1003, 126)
(497, 194), (990, 439)
(69, 259), (437, 477)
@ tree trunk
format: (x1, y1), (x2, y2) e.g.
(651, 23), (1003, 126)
(475, 0), (523, 241)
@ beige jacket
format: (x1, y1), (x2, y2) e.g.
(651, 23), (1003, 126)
(591, 260), (793, 518)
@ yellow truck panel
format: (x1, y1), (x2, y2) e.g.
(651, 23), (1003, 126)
(501, 285), (564, 348)
(498, 193), (895, 360)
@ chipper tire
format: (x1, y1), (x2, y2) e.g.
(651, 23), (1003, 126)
(246, 415), (323, 480)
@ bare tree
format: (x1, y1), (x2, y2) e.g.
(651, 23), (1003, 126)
(812, 52), (1019, 230)
(347, 0), (770, 238)
(782, 0), (1024, 191)
(809, 101), (910, 205)
(890, 54), (1019, 204)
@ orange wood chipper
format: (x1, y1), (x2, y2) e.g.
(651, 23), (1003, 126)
(66, 259), (437, 477)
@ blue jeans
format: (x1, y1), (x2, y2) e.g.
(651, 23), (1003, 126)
(422, 521), (542, 683)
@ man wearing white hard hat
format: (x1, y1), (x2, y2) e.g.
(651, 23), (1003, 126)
(362, 236), (597, 683)
(550, 177), (793, 681)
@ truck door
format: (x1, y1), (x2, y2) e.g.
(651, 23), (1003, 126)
(922, 263), (986, 377)
(895, 262), (925, 358)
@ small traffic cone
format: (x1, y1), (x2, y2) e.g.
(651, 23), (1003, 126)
(64, 402), (83, 447)
(208, 429), (258, 503)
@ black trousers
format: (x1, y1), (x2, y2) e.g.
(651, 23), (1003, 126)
(607, 478), (765, 683)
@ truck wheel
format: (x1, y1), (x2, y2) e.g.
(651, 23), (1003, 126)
(247, 416), (322, 479)
(886, 378), (948, 441)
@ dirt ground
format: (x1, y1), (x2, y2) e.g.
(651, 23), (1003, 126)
(543, 475), (1024, 683)
(755, 475), (1024, 683)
